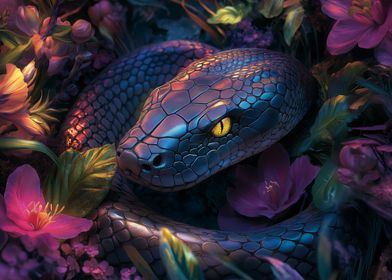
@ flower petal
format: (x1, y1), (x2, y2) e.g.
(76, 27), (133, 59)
(327, 20), (370, 54)
(43, 215), (92, 240)
(217, 203), (270, 232)
(321, 0), (351, 20)
(4, 165), (44, 230)
(375, 33), (392, 66)
(258, 143), (290, 187)
(358, 4), (392, 49)
(284, 156), (319, 207)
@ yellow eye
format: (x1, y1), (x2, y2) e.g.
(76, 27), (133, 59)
(211, 117), (231, 137)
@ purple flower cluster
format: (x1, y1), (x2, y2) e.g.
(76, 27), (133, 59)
(337, 124), (392, 221)
(229, 19), (273, 49)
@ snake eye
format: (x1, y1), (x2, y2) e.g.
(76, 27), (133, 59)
(211, 117), (231, 137)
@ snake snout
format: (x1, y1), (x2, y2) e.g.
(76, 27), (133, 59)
(117, 140), (175, 186)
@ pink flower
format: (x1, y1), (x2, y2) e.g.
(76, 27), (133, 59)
(218, 144), (319, 231)
(322, 0), (392, 65)
(0, 165), (92, 239)
(82, 259), (114, 280)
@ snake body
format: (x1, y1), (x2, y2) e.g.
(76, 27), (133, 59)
(60, 41), (353, 279)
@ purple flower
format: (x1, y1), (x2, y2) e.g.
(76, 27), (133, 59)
(219, 144), (319, 231)
(57, 256), (80, 279)
(71, 19), (94, 44)
(322, 0), (392, 65)
(1, 243), (27, 266)
(21, 234), (60, 262)
(120, 267), (137, 280)
(337, 138), (383, 187)
(365, 175), (392, 221)
(82, 259), (114, 280)
(88, 0), (126, 34)
(229, 19), (273, 49)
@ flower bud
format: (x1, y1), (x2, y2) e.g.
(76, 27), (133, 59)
(15, 5), (40, 36)
(339, 143), (378, 173)
(71, 19), (94, 44)
(22, 60), (37, 92)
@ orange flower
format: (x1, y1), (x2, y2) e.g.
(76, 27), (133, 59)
(0, 64), (43, 135)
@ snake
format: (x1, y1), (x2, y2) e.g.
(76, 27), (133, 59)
(59, 40), (355, 279)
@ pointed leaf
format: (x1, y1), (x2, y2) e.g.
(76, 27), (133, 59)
(210, 254), (252, 280)
(259, 0), (284, 18)
(312, 160), (348, 211)
(0, 138), (59, 166)
(123, 243), (159, 280)
(293, 95), (357, 154)
(328, 61), (367, 97)
(317, 216), (334, 280)
(283, 5), (304, 45)
(159, 228), (204, 280)
(262, 256), (304, 280)
(207, 6), (246, 25)
(43, 144), (116, 217)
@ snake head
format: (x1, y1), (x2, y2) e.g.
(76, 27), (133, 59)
(116, 49), (313, 191)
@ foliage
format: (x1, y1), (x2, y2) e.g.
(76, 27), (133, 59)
(159, 228), (204, 280)
(293, 95), (357, 155)
(43, 144), (116, 217)
(312, 160), (348, 211)
(283, 4), (304, 46)
(207, 5), (247, 25)
(0, 137), (59, 165)
(259, 0), (284, 19)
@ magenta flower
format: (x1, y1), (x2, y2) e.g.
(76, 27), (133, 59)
(322, 0), (392, 65)
(219, 144), (319, 231)
(82, 259), (114, 280)
(0, 165), (92, 239)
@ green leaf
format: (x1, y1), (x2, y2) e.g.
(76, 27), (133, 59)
(328, 61), (367, 97)
(123, 243), (159, 280)
(159, 228), (204, 280)
(259, 0), (283, 18)
(43, 144), (116, 217)
(283, 5), (304, 46)
(52, 25), (72, 42)
(0, 29), (30, 48)
(293, 95), (356, 154)
(207, 6), (246, 25)
(317, 216), (334, 280)
(0, 137), (59, 166)
(0, 39), (32, 67)
(312, 160), (348, 211)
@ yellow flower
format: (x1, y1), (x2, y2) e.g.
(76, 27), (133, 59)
(0, 64), (43, 135)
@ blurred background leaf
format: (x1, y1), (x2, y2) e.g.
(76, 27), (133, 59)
(207, 5), (246, 25)
(293, 95), (356, 155)
(312, 160), (349, 211)
(262, 256), (304, 280)
(283, 5), (304, 46)
(159, 227), (204, 280)
(259, 0), (283, 19)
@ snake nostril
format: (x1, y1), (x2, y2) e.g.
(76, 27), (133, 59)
(141, 164), (151, 172)
(152, 155), (162, 167)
